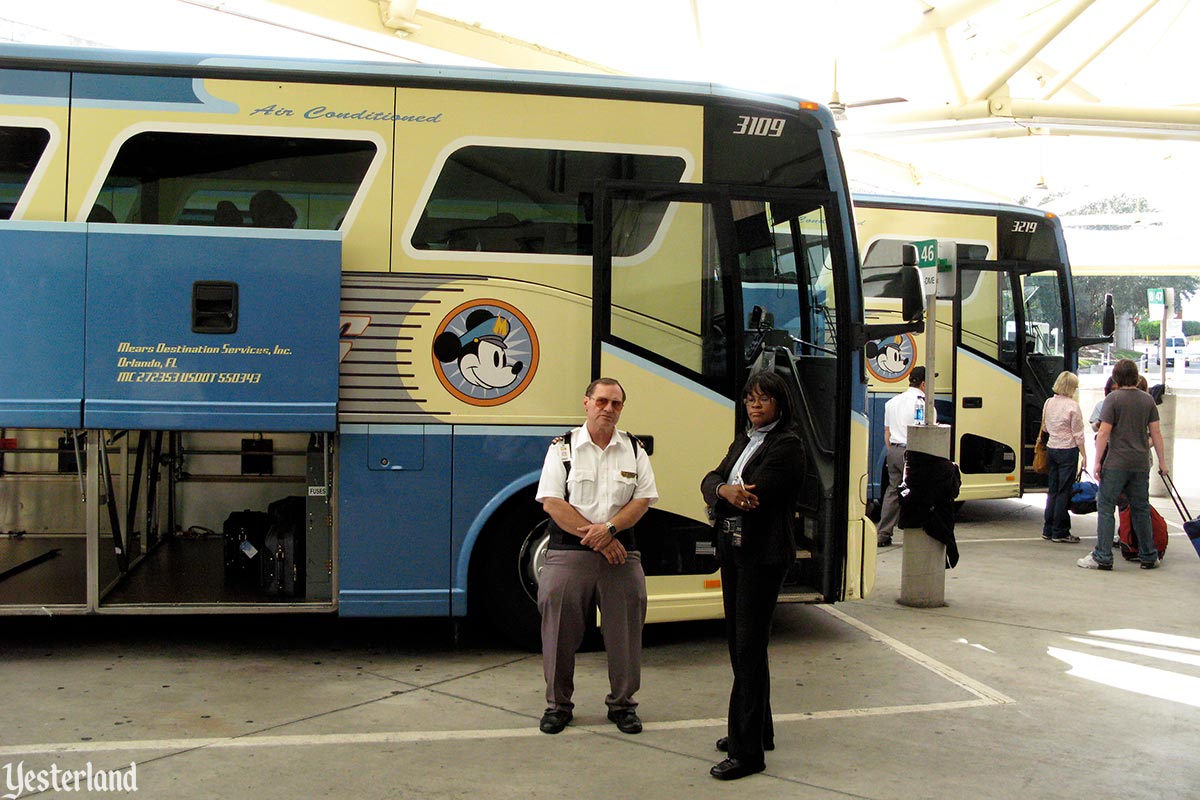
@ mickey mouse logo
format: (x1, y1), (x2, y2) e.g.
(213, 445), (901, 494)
(865, 334), (917, 383)
(432, 299), (539, 406)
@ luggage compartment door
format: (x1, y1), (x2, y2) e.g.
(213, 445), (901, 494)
(84, 228), (341, 431)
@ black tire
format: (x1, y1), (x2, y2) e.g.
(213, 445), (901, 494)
(474, 502), (550, 651)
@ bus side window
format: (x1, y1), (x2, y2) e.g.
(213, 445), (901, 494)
(411, 145), (687, 256)
(0, 125), (52, 220)
(94, 131), (376, 229)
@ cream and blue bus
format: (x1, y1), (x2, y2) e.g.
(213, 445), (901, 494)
(853, 194), (1111, 508)
(0, 43), (916, 646)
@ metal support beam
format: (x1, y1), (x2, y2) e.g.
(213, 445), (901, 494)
(845, 96), (1200, 141)
(1041, 0), (1161, 100)
(971, 0), (1098, 102)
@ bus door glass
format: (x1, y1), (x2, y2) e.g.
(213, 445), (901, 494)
(955, 263), (1023, 498)
(594, 184), (846, 600)
(1018, 268), (1067, 486)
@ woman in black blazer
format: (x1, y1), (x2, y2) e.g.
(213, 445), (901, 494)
(700, 370), (805, 781)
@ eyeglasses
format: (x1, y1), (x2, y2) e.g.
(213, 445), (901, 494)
(743, 394), (775, 407)
(590, 396), (625, 410)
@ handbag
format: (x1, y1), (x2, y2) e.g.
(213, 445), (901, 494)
(1032, 433), (1049, 475)
(1070, 470), (1098, 515)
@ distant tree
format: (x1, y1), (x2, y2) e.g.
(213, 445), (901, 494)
(1015, 193), (1199, 336)
(1074, 275), (1199, 337)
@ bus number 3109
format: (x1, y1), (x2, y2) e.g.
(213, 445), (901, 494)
(733, 115), (786, 137)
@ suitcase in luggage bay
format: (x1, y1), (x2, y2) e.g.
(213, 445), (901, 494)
(223, 510), (270, 584)
(261, 496), (306, 596)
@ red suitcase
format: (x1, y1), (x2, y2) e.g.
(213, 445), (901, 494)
(1117, 504), (1167, 561)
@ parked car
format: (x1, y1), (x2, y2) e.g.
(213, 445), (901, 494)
(1144, 336), (1188, 366)
(1165, 335), (1187, 366)
(1185, 339), (1200, 367)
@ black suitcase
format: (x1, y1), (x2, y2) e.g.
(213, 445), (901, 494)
(261, 496), (306, 597)
(223, 510), (270, 584)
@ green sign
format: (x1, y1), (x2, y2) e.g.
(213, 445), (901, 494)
(913, 239), (938, 268)
(1147, 287), (1165, 306)
(912, 239), (938, 294)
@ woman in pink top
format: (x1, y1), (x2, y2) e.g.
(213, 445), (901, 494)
(1040, 371), (1088, 542)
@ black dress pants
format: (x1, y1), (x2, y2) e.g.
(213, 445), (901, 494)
(720, 557), (788, 765)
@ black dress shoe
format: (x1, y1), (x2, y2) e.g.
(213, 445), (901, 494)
(716, 736), (773, 752)
(710, 757), (765, 781)
(606, 708), (643, 734)
(539, 709), (572, 734)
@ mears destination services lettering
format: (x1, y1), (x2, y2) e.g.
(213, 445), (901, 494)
(250, 103), (442, 123)
(117, 342), (293, 355)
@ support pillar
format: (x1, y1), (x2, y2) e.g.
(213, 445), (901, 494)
(1150, 392), (1176, 498)
(898, 423), (951, 608)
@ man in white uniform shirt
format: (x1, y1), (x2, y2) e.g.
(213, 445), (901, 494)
(534, 378), (658, 736)
(877, 366), (935, 546)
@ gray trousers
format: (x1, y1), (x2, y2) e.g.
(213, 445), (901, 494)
(537, 548), (647, 712)
(878, 443), (906, 536)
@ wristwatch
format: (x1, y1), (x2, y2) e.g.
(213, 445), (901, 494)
(606, 522), (618, 537)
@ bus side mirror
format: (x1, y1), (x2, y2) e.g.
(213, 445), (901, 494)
(1102, 293), (1115, 337)
(857, 247), (926, 344)
(900, 265), (923, 323)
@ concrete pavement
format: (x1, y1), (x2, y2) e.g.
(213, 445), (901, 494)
(1, 491), (1197, 800)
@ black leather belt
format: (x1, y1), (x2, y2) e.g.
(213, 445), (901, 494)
(547, 520), (637, 552)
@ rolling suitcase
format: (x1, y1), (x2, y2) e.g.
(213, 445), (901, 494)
(1161, 473), (1200, 559)
(223, 510), (269, 584)
(261, 496), (306, 596)
(1117, 503), (1167, 561)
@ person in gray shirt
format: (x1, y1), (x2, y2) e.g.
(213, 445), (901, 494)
(1077, 359), (1168, 570)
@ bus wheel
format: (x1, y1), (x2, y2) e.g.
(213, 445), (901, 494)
(477, 506), (550, 650)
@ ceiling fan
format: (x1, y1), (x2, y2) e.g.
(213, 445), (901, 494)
(828, 59), (907, 121)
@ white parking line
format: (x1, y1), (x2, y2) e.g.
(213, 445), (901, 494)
(819, 605), (1015, 705)
(0, 608), (1014, 757)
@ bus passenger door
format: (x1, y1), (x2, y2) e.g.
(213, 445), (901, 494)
(593, 184), (851, 611)
(1016, 268), (1069, 490)
(593, 184), (736, 622)
(954, 264), (1023, 499)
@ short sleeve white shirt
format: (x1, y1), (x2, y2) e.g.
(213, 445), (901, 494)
(535, 426), (658, 524)
(883, 386), (935, 445)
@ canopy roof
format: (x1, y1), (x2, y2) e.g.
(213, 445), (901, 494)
(3, 0), (1198, 274)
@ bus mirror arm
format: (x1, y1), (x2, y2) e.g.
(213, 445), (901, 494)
(1070, 334), (1114, 349)
(854, 320), (925, 349)
(1070, 294), (1116, 349)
